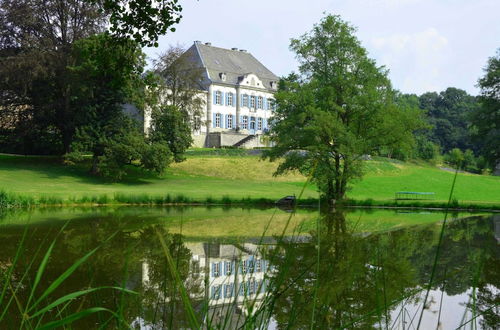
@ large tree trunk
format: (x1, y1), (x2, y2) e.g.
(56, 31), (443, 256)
(90, 154), (99, 175)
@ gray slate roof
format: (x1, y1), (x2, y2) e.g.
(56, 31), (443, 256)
(185, 42), (279, 92)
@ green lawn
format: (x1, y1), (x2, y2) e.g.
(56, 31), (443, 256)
(0, 153), (499, 204)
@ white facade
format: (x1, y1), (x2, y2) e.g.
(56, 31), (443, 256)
(184, 42), (279, 148)
(208, 76), (276, 136)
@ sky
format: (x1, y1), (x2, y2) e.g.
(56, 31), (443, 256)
(143, 0), (500, 96)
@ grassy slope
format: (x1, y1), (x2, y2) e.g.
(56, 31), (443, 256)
(0, 152), (499, 204)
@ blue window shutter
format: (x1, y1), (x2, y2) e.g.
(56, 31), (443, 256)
(263, 97), (267, 110)
(221, 92), (225, 105)
(213, 91), (216, 105)
(211, 263), (215, 277)
(224, 114), (228, 129)
(213, 113), (216, 128)
(263, 118), (267, 129)
(232, 93), (235, 107)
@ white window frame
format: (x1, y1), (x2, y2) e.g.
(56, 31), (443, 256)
(215, 113), (221, 128)
(255, 259), (261, 272)
(224, 284), (233, 298)
(213, 262), (220, 277)
(215, 91), (222, 105)
(242, 260), (248, 274)
(226, 92), (233, 106)
(225, 261), (232, 275)
(227, 115), (233, 129)
(257, 96), (263, 109)
(212, 285), (222, 300)
(257, 118), (263, 131)
(250, 96), (256, 108)
(242, 116), (248, 130)
(243, 94), (249, 107)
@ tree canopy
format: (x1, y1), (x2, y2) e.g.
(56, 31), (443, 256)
(470, 48), (500, 168)
(66, 33), (172, 179)
(264, 14), (423, 205)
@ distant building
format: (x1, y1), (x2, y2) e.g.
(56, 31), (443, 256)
(145, 41), (279, 148)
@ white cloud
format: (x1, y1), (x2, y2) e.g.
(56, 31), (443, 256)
(371, 28), (450, 94)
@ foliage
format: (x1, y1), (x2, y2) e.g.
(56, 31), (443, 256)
(0, 0), (107, 154)
(95, 0), (183, 47)
(418, 88), (479, 153)
(67, 33), (171, 179)
(444, 148), (464, 168)
(415, 135), (440, 161)
(149, 105), (193, 163)
(470, 48), (500, 169)
(264, 14), (423, 204)
(0, 0), (184, 156)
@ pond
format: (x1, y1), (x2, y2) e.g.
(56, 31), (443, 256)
(0, 207), (498, 329)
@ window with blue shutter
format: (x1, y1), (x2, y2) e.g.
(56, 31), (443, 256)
(212, 113), (216, 128)
(221, 92), (225, 106)
(263, 97), (267, 110)
(232, 93), (236, 107)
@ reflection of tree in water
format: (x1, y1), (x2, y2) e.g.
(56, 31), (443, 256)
(133, 226), (203, 328)
(268, 211), (500, 329)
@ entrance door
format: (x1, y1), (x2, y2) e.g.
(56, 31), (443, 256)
(249, 117), (256, 134)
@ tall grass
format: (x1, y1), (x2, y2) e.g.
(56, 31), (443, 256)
(2, 188), (499, 211)
(0, 221), (136, 328)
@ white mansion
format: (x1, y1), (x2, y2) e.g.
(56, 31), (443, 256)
(147, 41), (279, 148)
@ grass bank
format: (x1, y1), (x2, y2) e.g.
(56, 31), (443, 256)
(1, 152), (499, 209)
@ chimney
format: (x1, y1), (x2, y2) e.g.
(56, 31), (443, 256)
(239, 49), (247, 52)
(205, 42), (212, 46)
(194, 40), (201, 44)
(231, 47), (238, 51)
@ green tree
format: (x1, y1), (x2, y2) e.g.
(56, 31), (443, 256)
(0, 0), (184, 155)
(94, 0), (183, 47)
(0, 0), (106, 154)
(147, 45), (206, 162)
(418, 88), (479, 153)
(470, 49), (500, 169)
(444, 148), (464, 168)
(67, 33), (171, 179)
(264, 14), (423, 206)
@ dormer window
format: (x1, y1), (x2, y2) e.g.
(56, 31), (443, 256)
(219, 72), (226, 81)
(270, 81), (277, 89)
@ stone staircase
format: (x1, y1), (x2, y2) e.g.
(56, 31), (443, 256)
(233, 134), (257, 147)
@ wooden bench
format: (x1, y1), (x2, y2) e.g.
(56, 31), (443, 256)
(395, 191), (435, 200)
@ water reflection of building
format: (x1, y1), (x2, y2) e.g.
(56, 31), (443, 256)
(141, 242), (273, 324)
(189, 243), (271, 307)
